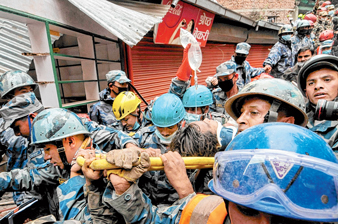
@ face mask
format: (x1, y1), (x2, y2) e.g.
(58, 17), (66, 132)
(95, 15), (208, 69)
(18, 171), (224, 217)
(234, 56), (246, 65)
(218, 76), (234, 92)
(297, 61), (305, 67)
(132, 121), (140, 130)
(298, 29), (307, 35)
(306, 29), (313, 35)
(329, 11), (334, 16)
(322, 50), (332, 54)
(184, 112), (202, 124)
(112, 86), (128, 96)
(281, 34), (292, 41)
(155, 129), (177, 145)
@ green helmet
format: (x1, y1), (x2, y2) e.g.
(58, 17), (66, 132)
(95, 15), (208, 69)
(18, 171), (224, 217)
(278, 25), (293, 36)
(30, 108), (90, 146)
(0, 92), (44, 131)
(0, 70), (37, 99)
(224, 79), (308, 127)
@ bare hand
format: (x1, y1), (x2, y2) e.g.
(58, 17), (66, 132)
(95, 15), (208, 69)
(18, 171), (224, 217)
(264, 65), (272, 73)
(82, 156), (103, 186)
(160, 151), (194, 199)
(144, 148), (161, 157)
(180, 19), (187, 28)
(71, 149), (96, 175)
(109, 173), (131, 195)
(211, 77), (218, 86)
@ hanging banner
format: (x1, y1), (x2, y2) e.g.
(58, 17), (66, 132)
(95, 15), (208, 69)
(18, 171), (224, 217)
(154, 0), (215, 47)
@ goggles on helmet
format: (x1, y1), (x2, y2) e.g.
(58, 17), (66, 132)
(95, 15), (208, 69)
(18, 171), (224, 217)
(210, 149), (338, 221)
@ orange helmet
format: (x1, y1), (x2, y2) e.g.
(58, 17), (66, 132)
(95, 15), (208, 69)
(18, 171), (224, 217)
(321, 1), (332, 7)
(304, 14), (317, 23)
(319, 30), (334, 42)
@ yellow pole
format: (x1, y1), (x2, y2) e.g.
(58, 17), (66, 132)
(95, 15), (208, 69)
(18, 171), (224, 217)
(77, 156), (214, 171)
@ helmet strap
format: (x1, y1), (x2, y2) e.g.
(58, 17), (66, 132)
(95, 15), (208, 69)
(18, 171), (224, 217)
(28, 115), (32, 140)
(56, 141), (71, 171)
(264, 100), (281, 123)
(130, 105), (142, 125)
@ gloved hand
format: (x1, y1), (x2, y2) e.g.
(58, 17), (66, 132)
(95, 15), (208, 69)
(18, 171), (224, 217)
(107, 151), (150, 183)
(176, 43), (192, 81)
(106, 148), (141, 169)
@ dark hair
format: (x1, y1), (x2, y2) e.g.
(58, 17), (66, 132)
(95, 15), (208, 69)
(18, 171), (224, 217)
(295, 46), (314, 62)
(189, 19), (195, 34)
(169, 123), (218, 157)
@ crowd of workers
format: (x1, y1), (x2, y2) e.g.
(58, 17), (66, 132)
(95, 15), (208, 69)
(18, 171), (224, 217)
(1, 1), (338, 223)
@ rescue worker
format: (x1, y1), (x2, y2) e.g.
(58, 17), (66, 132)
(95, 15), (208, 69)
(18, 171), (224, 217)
(84, 123), (338, 224)
(298, 54), (338, 153)
(206, 61), (240, 114)
(317, 39), (334, 54)
(0, 70), (38, 171)
(169, 78), (308, 165)
(224, 78), (308, 134)
(133, 93), (185, 205)
(313, 11), (333, 46)
(112, 91), (152, 135)
(0, 102), (140, 222)
(282, 46), (314, 83)
(88, 70), (130, 129)
(263, 25), (294, 78)
(228, 42), (266, 88)
(291, 20), (314, 65)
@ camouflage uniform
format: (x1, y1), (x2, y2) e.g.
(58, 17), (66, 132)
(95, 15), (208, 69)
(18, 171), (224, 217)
(263, 41), (293, 78)
(306, 101), (338, 155)
(281, 63), (303, 83)
(169, 77), (231, 122)
(0, 118), (138, 222)
(88, 183), (195, 224)
(133, 125), (176, 205)
(291, 35), (314, 64)
(229, 56), (265, 89)
(88, 88), (122, 130)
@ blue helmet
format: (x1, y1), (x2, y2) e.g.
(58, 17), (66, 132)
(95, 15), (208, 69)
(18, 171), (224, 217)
(30, 108), (91, 145)
(209, 123), (338, 222)
(152, 93), (185, 127)
(182, 85), (213, 108)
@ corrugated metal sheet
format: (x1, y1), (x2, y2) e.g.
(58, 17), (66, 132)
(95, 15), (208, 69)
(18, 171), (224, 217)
(246, 45), (273, 67)
(0, 18), (61, 74)
(131, 39), (272, 109)
(68, 0), (170, 47)
(0, 18), (33, 74)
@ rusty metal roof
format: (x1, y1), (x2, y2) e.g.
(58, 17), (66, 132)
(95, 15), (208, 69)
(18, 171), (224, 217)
(68, 0), (170, 47)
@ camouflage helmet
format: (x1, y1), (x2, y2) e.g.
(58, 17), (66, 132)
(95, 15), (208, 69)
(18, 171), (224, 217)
(0, 70), (37, 99)
(106, 70), (131, 84)
(297, 20), (311, 29)
(0, 92), (44, 131)
(30, 108), (90, 146)
(224, 79), (308, 127)
(319, 11), (328, 17)
(278, 25), (293, 36)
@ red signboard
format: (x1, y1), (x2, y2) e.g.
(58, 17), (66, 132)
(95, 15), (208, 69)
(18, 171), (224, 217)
(154, 0), (215, 47)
